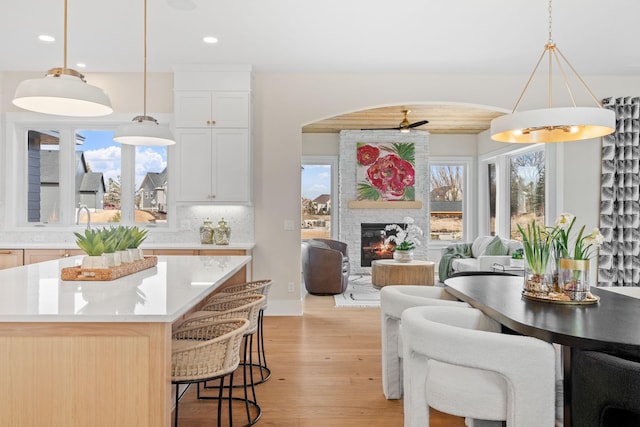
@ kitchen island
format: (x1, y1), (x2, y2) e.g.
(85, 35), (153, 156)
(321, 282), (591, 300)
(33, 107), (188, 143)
(0, 255), (250, 427)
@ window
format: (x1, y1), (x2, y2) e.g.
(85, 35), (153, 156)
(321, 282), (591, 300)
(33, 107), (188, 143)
(135, 146), (168, 224)
(301, 156), (338, 240)
(479, 144), (550, 241)
(509, 149), (545, 239)
(75, 130), (121, 224)
(429, 158), (472, 242)
(488, 163), (497, 236)
(19, 122), (169, 227)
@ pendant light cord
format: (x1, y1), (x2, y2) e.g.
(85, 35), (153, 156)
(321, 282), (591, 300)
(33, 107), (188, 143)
(143, 0), (147, 117)
(63, 0), (68, 69)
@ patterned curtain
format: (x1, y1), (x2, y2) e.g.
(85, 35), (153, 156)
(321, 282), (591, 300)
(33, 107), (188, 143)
(599, 96), (640, 287)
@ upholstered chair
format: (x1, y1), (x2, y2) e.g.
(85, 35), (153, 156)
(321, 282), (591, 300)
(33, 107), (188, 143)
(380, 285), (470, 399)
(301, 238), (350, 295)
(402, 306), (557, 427)
(572, 348), (640, 427)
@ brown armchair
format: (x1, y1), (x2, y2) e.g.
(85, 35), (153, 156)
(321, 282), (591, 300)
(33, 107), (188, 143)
(301, 239), (350, 295)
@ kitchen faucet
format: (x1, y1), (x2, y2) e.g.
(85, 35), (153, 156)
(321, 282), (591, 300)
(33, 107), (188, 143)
(76, 204), (91, 230)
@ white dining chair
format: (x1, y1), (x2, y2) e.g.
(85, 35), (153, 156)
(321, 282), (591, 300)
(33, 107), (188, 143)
(402, 305), (557, 427)
(380, 285), (470, 399)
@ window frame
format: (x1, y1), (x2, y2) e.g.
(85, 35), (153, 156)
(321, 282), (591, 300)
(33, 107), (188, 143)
(4, 112), (173, 230)
(427, 156), (475, 246)
(478, 143), (557, 240)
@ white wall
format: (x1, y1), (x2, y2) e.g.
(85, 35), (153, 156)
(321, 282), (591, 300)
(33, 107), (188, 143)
(3, 70), (640, 314)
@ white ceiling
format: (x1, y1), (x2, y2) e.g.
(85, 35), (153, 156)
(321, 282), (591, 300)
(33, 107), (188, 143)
(1, 0), (639, 75)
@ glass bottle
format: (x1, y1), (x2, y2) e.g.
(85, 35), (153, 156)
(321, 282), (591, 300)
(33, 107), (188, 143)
(214, 217), (231, 245)
(200, 218), (214, 244)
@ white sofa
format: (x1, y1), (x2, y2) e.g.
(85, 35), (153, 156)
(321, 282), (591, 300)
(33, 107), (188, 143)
(439, 235), (523, 281)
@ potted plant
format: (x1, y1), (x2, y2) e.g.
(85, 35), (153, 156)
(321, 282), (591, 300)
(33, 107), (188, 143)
(126, 226), (148, 261)
(510, 248), (524, 268)
(559, 224), (604, 301)
(384, 217), (423, 263)
(74, 228), (107, 269)
(550, 213), (576, 292)
(100, 227), (121, 267)
(517, 219), (557, 294)
(112, 226), (134, 263)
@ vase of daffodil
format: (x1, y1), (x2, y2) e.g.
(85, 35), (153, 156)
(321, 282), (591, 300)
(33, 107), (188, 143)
(517, 219), (556, 294)
(559, 225), (603, 301)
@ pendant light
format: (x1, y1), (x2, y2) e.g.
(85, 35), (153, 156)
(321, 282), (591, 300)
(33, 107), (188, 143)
(12, 0), (113, 117)
(490, 0), (615, 143)
(114, 0), (175, 146)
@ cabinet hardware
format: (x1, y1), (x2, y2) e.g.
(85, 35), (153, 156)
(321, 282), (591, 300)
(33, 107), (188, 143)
(0, 251), (12, 254)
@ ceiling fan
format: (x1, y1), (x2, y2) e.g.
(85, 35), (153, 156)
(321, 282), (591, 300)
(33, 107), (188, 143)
(363, 109), (429, 133)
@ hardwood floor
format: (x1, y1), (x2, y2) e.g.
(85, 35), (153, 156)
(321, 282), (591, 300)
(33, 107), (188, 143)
(174, 293), (466, 426)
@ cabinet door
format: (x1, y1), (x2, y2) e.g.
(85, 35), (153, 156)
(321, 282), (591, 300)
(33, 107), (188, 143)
(175, 92), (212, 128)
(214, 129), (251, 202)
(153, 249), (199, 255)
(24, 249), (84, 264)
(211, 92), (249, 128)
(175, 91), (249, 128)
(0, 250), (23, 270)
(199, 249), (246, 256)
(175, 128), (215, 202)
(24, 249), (66, 264)
(175, 128), (250, 203)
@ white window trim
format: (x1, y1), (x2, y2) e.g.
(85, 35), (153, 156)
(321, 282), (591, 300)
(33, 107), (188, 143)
(428, 156), (475, 247)
(4, 112), (173, 230)
(301, 155), (338, 240)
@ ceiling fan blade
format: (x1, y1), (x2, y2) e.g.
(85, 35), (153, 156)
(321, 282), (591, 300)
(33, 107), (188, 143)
(408, 120), (429, 128)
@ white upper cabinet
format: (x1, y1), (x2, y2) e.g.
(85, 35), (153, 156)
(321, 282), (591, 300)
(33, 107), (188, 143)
(173, 66), (253, 204)
(174, 91), (250, 128)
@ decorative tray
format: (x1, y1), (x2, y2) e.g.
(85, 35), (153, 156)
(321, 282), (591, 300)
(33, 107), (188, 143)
(61, 256), (158, 281)
(522, 290), (600, 305)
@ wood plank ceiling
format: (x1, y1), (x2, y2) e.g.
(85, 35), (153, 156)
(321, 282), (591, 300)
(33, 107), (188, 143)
(301, 104), (506, 134)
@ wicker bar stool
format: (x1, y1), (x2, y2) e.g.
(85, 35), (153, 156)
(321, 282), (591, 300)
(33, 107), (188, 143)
(172, 318), (249, 427)
(177, 294), (265, 426)
(207, 279), (273, 384)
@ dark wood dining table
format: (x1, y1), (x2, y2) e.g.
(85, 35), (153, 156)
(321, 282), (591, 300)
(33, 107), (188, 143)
(444, 275), (640, 427)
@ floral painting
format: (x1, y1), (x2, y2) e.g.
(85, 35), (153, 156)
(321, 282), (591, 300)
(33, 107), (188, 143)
(356, 142), (415, 201)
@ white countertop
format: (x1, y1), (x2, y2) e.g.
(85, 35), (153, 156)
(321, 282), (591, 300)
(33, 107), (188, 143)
(0, 242), (255, 250)
(0, 255), (251, 323)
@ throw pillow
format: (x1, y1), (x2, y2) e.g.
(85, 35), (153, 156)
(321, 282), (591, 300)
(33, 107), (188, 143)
(483, 235), (509, 256)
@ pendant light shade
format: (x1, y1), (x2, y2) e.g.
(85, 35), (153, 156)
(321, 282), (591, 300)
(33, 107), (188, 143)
(113, 116), (175, 146)
(490, 0), (615, 143)
(12, 2), (113, 117)
(491, 107), (616, 143)
(113, 0), (175, 146)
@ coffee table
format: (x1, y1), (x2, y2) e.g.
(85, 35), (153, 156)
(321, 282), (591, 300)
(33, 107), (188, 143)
(371, 259), (435, 287)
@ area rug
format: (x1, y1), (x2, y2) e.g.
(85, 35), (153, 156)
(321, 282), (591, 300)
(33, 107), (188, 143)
(334, 274), (381, 307)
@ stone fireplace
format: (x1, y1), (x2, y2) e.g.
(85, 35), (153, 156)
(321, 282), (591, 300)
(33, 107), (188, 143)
(338, 130), (430, 274)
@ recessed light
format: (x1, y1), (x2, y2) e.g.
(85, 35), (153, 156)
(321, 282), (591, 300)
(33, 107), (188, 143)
(76, 63), (86, 68)
(203, 36), (219, 44)
(38, 34), (55, 43)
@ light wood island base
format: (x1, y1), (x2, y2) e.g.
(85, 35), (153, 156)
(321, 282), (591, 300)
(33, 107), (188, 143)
(0, 255), (251, 427)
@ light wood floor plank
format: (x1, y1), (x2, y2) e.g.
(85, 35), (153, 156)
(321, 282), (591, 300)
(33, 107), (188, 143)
(175, 294), (466, 426)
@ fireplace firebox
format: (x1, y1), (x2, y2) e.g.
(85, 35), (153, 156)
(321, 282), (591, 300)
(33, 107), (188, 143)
(360, 223), (405, 267)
